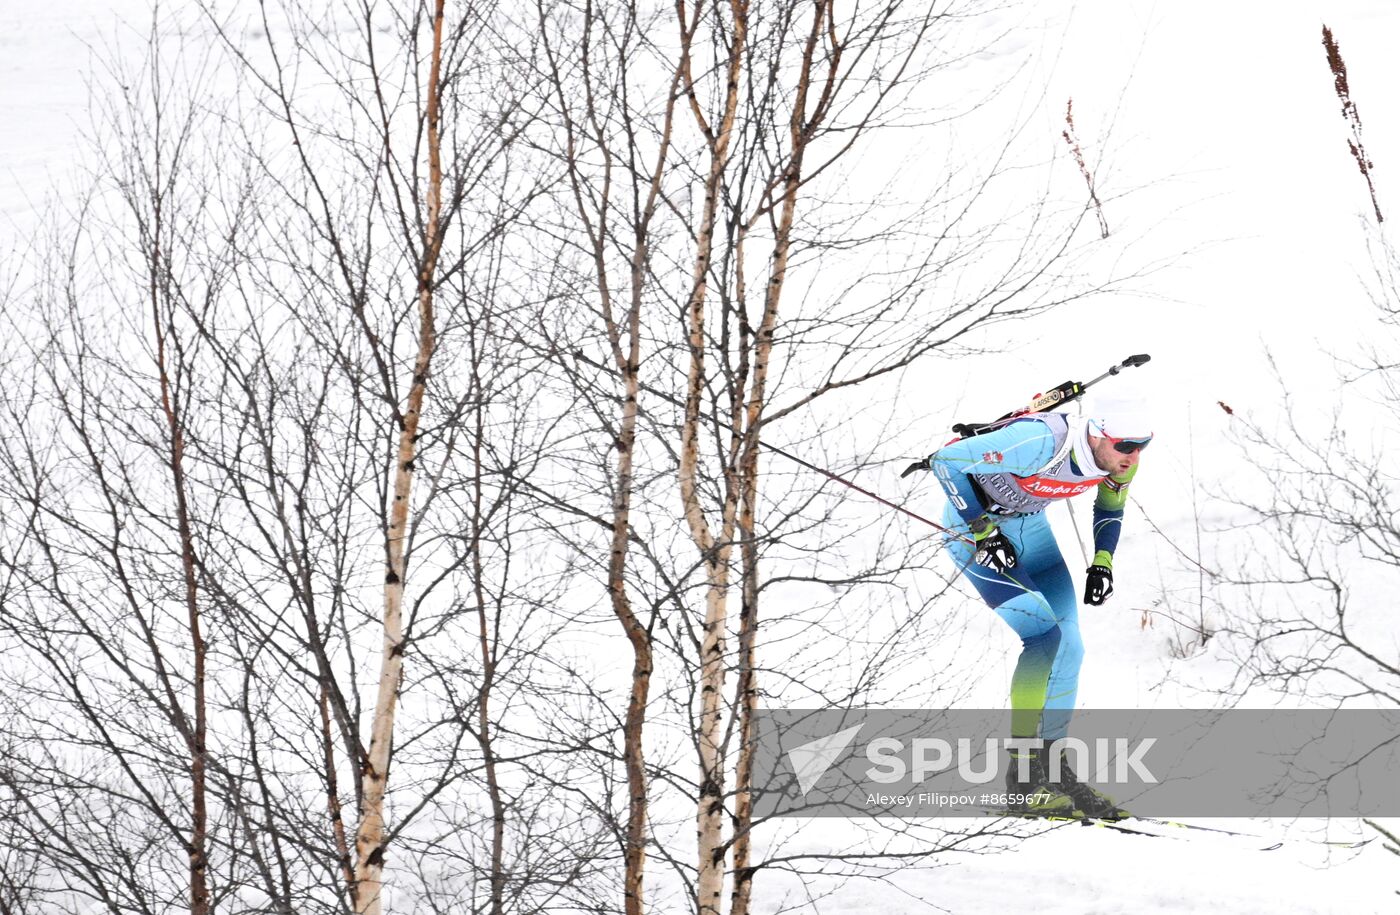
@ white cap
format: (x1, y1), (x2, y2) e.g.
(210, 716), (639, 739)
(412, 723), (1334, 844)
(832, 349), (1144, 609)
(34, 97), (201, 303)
(1086, 394), (1153, 440)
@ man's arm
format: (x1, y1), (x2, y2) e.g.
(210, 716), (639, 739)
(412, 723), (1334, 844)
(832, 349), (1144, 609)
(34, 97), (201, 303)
(1090, 463), (1138, 568)
(927, 420), (1058, 524)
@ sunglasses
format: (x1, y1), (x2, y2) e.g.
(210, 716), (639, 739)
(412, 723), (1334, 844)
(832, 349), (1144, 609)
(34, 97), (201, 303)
(1104, 434), (1152, 455)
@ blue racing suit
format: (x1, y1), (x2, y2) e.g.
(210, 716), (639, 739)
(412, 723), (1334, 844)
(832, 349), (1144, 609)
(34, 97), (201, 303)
(929, 413), (1137, 741)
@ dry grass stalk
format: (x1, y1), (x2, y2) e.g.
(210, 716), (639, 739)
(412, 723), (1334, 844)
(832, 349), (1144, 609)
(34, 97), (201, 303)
(1062, 99), (1109, 239)
(1323, 25), (1384, 223)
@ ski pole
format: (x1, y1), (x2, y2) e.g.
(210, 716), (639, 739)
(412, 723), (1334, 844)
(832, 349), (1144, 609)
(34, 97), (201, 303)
(572, 351), (972, 542)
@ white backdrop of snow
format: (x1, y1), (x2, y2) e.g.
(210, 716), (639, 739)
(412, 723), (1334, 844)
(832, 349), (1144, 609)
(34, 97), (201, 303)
(4, 0), (1399, 912)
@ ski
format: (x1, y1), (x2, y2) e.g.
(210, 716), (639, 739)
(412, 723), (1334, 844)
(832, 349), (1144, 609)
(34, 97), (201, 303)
(987, 810), (1374, 851)
(1129, 816), (1376, 850)
(989, 809), (1162, 839)
(1075, 817), (1163, 839)
(1130, 817), (1265, 840)
(1094, 818), (1279, 848)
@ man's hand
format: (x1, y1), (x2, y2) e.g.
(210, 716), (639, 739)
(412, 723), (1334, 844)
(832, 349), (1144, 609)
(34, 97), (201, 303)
(1083, 564), (1114, 605)
(971, 518), (1017, 573)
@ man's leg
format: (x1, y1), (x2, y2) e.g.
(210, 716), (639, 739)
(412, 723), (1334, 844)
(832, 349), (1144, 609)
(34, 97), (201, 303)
(1008, 515), (1125, 817)
(1030, 563), (1081, 743)
(942, 509), (1079, 812)
(1009, 513), (1082, 742)
(942, 508), (1062, 739)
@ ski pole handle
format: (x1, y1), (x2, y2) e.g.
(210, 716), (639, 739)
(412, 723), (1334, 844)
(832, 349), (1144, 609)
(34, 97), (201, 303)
(1111, 354), (1151, 374)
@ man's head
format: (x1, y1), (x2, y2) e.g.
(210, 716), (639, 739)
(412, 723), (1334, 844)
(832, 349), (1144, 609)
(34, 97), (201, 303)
(1084, 395), (1153, 475)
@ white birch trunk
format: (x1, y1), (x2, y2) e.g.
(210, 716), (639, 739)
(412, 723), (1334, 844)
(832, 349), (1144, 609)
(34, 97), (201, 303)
(679, 4), (749, 912)
(351, 1), (446, 910)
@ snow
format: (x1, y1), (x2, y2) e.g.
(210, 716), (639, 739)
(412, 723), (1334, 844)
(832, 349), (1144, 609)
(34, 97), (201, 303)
(4, 0), (1399, 912)
(812, 827), (1390, 915)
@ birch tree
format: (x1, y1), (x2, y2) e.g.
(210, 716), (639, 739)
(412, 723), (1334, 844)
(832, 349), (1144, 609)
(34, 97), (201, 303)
(200, 0), (608, 907)
(0, 21), (245, 910)
(653, 1), (1151, 911)
(345, 0), (447, 906)
(533, 1), (702, 909)
(0, 2), (611, 911)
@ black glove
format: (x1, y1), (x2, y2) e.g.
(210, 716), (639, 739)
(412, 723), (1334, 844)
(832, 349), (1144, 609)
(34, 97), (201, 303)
(1083, 564), (1114, 605)
(971, 522), (1018, 573)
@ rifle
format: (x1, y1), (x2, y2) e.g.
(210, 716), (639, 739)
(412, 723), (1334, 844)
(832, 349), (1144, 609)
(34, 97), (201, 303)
(901, 354), (1151, 478)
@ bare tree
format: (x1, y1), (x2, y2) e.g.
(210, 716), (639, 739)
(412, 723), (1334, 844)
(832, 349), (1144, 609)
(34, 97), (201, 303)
(137, 51), (214, 915)
(1208, 353), (1400, 706)
(0, 18), (250, 910)
(529, 1), (1154, 913)
(531, 0), (702, 909)
(197, 0), (616, 909)
(0, 3), (612, 912)
(344, 0), (449, 907)
(669, 2), (1149, 911)
(1200, 33), (1400, 715)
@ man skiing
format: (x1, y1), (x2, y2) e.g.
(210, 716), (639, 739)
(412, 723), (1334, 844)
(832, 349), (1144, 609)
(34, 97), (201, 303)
(927, 395), (1152, 819)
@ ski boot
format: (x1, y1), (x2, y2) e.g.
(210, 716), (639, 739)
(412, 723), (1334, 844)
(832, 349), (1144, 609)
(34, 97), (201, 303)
(1052, 750), (1129, 820)
(1005, 747), (1077, 818)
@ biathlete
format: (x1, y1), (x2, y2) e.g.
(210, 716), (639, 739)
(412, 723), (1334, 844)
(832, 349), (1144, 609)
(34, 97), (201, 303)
(926, 396), (1152, 818)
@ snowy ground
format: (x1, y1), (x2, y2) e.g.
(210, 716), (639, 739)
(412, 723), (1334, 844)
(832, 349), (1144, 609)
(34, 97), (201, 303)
(5, 0), (1399, 912)
(756, 820), (1396, 914)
